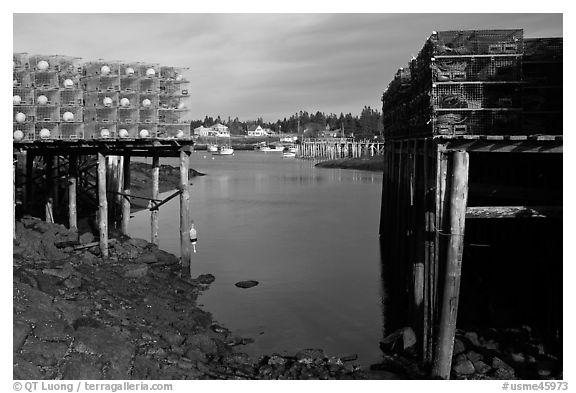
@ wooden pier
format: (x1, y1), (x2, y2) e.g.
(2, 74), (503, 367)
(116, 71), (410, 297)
(13, 139), (194, 276)
(298, 138), (384, 159)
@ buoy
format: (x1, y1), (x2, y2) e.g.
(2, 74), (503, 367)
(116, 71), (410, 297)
(175, 74), (183, 81)
(142, 98), (152, 107)
(120, 98), (130, 107)
(100, 128), (110, 138)
(177, 102), (186, 109)
(37, 60), (49, 71)
(101, 65), (111, 75)
(103, 97), (113, 107)
(13, 130), (24, 141)
(13, 95), (22, 105)
(189, 224), (198, 253)
(13, 79), (18, 87)
(39, 128), (51, 139)
(125, 67), (135, 76)
(62, 111), (74, 122)
(139, 129), (149, 138)
(37, 95), (48, 105)
(15, 112), (26, 123)
(175, 130), (184, 138)
(118, 128), (129, 138)
(146, 68), (156, 77)
(63, 79), (74, 88)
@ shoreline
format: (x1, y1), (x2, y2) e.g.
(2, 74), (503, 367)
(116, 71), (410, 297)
(314, 156), (385, 172)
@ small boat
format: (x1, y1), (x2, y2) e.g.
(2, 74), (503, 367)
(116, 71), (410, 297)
(260, 144), (284, 153)
(213, 145), (234, 155)
(286, 145), (297, 153)
(207, 144), (219, 153)
(282, 147), (296, 158)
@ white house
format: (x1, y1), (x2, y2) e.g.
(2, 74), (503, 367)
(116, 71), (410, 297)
(193, 123), (230, 137)
(247, 125), (266, 137)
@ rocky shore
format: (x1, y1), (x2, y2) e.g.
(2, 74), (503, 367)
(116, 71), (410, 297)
(13, 218), (372, 380)
(314, 156), (384, 172)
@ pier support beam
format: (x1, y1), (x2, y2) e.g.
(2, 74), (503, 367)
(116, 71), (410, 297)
(121, 154), (131, 235)
(68, 154), (78, 231)
(151, 154), (160, 245)
(97, 152), (109, 258)
(432, 150), (469, 379)
(179, 150), (191, 276)
(45, 155), (54, 223)
(25, 152), (34, 213)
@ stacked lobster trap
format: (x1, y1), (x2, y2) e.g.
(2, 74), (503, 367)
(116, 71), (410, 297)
(383, 29), (526, 139)
(13, 53), (192, 141)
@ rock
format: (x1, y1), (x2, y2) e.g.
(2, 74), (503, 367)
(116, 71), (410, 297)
(128, 238), (150, 249)
(53, 298), (82, 326)
(482, 339), (499, 351)
(268, 355), (287, 367)
(211, 324), (229, 335)
(153, 249), (179, 266)
(73, 326), (135, 379)
(492, 357), (515, 373)
(82, 251), (99, 265)
(20, 338), (69, 367)
(535, 360), (556, 377)
(196, 274), (216, 285)
(452, 359), (476, 376)
(453, 338), (466, 355)
(63, 276), (82, 289)
(124, 263), (149, 279)
(380, 327), (417, 354)
(184, 347), (206, 362)
(61, 353), (104, 379)
(296, 348), (325, 363)
(13, 356), (46, 380)
(33, 319), (71, 341)
(13, 320), (31, 352)
(79, 232), (95, 245)
(186, 333), (218, 355)
(162, 331), (185, 347)
(464, 331), (481, 347)
(138, 253), (157, 264)
(466, 351), (483, 362)
(490, 367), (516, 379)
(473, 360), (492, 374)
(341, 354), (358, 362)
(235, 280), (259, 289)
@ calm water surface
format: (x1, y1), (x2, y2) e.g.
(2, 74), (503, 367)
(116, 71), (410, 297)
(129, 151), (384, 365)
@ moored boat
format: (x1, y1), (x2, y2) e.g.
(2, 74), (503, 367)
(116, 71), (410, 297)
(213, 145), (234, 155)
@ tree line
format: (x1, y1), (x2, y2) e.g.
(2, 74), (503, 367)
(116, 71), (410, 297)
(191, 106), (383, 139)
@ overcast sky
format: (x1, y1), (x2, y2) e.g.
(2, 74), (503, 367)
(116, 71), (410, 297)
(13, 13), (562, 122)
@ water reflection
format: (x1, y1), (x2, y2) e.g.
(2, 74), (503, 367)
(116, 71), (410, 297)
(130, 151), (385, 365)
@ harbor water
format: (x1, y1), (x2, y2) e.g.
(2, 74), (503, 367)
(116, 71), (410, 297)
(129, 151), (384, 365)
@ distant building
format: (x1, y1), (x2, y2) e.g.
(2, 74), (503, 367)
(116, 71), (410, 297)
(193, 123), (230, 137)
(247, 125), (273, 137)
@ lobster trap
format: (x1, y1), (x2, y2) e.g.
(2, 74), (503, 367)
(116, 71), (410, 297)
(139, 78), (160, 94)
(432, 83), (522, 109)
(158, 109), (186, 124)
(117, 123), (139, 138)
(139, 108), (158, 124)
(13, 123), (35, 141)
(33, 71), (59, 89)
(120, 77), (139, 92)
(432, 56), (522, 82)
(59, 89), (84, 106)
(432, 29), (524, 56)
(158, 124), (191, 139)
(522, 112), (562, 135)
(84, 107), (117, 123)
(432, 109), (522, 136)
(85, 122), (117, 139)
(524, 38), (563, 61)
(159, 95), (188, 110)
(137, 63), (160, 78)
(59, 122), (85, 139)
(35, 122), (60, 139)
(84, 92), (119, 108)
(118, 108), (139, 124)
(58, 74), (82, 89)
(14, 70), (32, 88)
(137, 124), (158, 138)
(139, 93), (159, 108)
(14, 88), (35, 106)
(35, 89), (60, 106)
(36, 105), (60, 122)
(29, 55), (56, 72)
(13, 106), (36, 123)
(118, 92), (139, 108)
(523, 87), (562, 112)
(60, 106), (84, 123)
(83, 60), (120, 77)
(120, 63), (141, 77)
(82, 76), (121, 93)
(160, 80), (190, 96)
(13, 53), (30, 70)
(50, 55), (82, 74)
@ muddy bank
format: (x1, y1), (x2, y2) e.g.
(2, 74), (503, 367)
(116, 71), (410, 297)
(129, 162), (204, 211)
(314, 157), (384, 171)
(13, 218), (383, 380)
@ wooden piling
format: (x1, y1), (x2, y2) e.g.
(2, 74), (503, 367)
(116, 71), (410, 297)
(13, 158), (16, 239)
(431, 150), (469, 379)
(179, 150), (191, 276)
(45, 155), (53, 222)
(121, 154), (131, 235)
(151, 154), (160, 245)
(68, 154), (78, 231)
(25, 152), (34, 213)
(97, 152), (109, 258)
